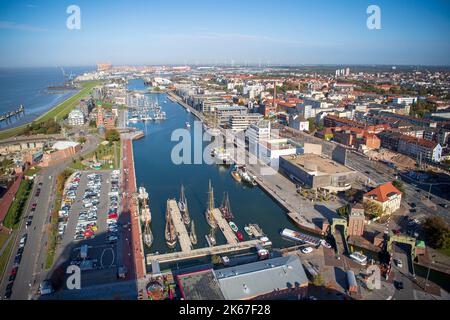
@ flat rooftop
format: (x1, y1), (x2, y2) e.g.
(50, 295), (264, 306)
(177, 269), (225, 300)
(282, 153), (353, 175)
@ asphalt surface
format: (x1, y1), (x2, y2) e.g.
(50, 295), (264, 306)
(0, 134), (99, 300)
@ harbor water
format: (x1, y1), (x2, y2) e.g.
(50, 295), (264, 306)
(128, 79), (300, 256)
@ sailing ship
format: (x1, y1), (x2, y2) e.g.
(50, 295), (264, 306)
(178, 185), (191, 225)
(189, 220), (197, 245)
(138, 187), (153, 248)
(165, 200), (177, 249)
(205, 180), (218, 229)
(205, 227), (217, 247)
(219, 192), (234, 221)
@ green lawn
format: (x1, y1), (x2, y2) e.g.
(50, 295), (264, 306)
(0, 233), (9, 251)
(0, 233), (14, 280)
(0, 81), (100, 140)
(2, 179), (33, 230)
(24, 166), (41, 177)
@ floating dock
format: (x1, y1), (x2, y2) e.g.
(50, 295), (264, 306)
(168, 199), (192, 252)
(210, 208), (238, 245)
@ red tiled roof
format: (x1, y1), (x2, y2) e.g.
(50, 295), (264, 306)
(364, 182), (402, 202)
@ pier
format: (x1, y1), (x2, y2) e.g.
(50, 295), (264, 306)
(210, 208), (238, 244)
(0, 105), (25, 122)
(146, 239), (271, 265)
(167, 199), (192, 252)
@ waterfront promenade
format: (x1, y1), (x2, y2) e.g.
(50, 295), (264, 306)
(121, 133), (146, 280)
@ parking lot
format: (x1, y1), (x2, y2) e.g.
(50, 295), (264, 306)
(49, 170), (125, 291)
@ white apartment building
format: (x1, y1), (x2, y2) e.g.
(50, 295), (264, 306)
(393, 97), (418, 105)
(68, 109), (85, 126)
(246, 120), (271, 145)
(229, 114), (263, 132)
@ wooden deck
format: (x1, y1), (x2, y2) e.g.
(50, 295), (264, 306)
(168, 199), (192, 252)
(211, 208), (238, 245)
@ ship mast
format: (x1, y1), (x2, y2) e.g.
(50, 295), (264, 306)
(207, 180), (215, 211)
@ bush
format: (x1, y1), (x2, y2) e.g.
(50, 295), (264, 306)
(423, 217), (450, 250)
(105, 129), (120, 142)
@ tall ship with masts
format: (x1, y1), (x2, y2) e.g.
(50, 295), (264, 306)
(205, 180), (218, 229)
(165, 200), (177, 249)
(138, 187), (153, 248)
(205, 227), (217, 247)
(178, 185), (191, 225)
(189, 219), (197, 246)
(219, 192), (234, 221)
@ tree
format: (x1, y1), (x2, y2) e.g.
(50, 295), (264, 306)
(77, 136), (87, 144)
(307, 117), (316, 132)
(364, 200), (384, 218)
(105, 129), (120, 142)
(423, 217), (450, 250)
(392, 180), (405, 194)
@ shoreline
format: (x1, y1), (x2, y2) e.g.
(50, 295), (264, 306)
(0, 81), (99, 141)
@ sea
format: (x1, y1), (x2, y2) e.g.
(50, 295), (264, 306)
(0, 66), (94, 130)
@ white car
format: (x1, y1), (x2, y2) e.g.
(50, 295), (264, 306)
(301, 247), (313, 254)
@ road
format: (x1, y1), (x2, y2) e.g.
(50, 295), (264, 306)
(0, 134), (99, 300)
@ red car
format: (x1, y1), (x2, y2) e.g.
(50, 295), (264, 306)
(84, 230), (94, 238)
(10, 266), (18, 276)
(108, 213), (118, 220)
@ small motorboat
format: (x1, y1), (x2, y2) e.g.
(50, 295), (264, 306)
(244, 226), (252, 237)
(231, 170), (241, 183)
(229, 221), (238, 232)
(236, 231), (244, 242)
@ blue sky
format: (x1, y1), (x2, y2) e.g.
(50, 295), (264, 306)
(0, 0), (449, 67)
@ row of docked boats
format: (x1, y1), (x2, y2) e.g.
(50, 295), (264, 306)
(164, 185), (198, 249)
(138, 187), (153, 248)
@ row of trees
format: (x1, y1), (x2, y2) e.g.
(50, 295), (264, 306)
(423, 217), (450, 252)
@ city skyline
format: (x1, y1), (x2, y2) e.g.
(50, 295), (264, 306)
(0, 0), (449, 67)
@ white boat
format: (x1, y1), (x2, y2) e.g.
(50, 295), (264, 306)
(280, 228), (321, 246)
(128, 117), (139, 123)
(185, 122), (191, 128)
(229, 221), (238, 232)
(244, 226), (252, 237)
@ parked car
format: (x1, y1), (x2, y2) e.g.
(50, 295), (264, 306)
(301, 247), (313, 254)
(395, 259), (403, 268)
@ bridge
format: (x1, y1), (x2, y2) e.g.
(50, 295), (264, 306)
(146, 239), (272, 265)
